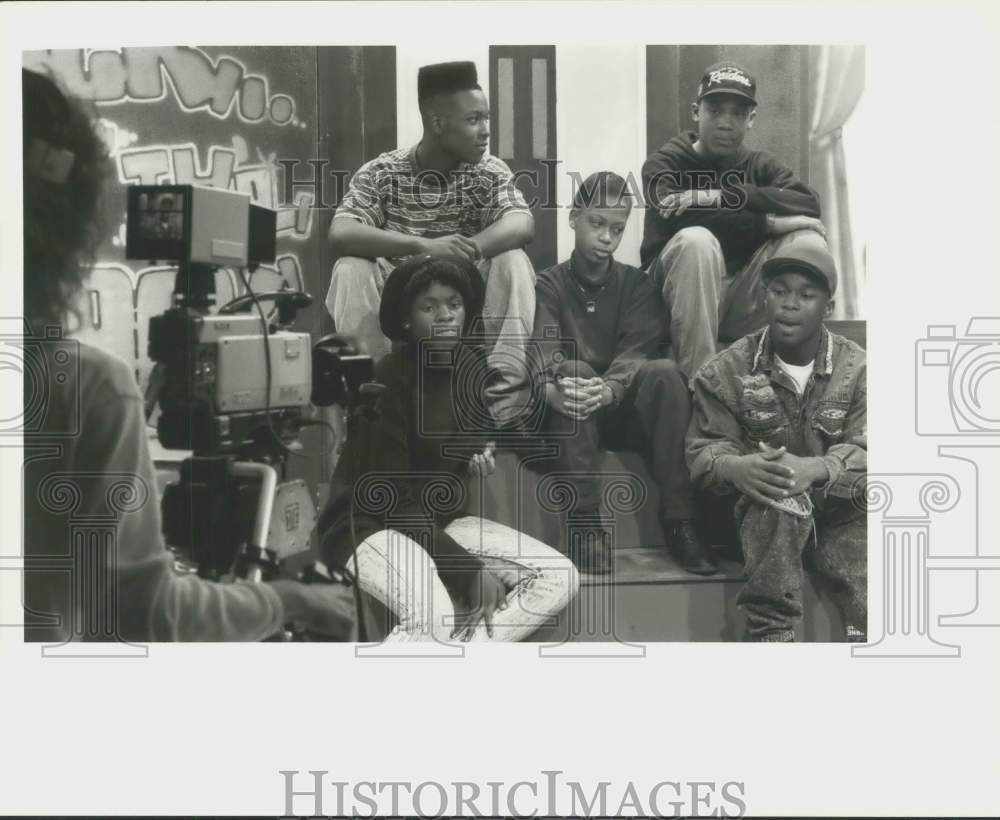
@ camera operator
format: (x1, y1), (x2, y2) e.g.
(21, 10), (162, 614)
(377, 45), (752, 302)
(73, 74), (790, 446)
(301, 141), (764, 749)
(22, 68), (354, 642)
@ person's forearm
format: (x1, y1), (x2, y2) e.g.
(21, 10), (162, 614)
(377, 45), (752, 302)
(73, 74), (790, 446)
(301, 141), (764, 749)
(330, 218), (426, 259)
(471, 212), (533, 258)
(746, 186), (820, 217)
(689, 447), (745, 493)
(268, 579), (304, 623)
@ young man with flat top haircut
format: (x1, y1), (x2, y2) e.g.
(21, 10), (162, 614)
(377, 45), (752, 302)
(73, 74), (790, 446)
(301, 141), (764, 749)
(326, 60), (536, 425)
(642, 61), (828, 380)
(535, 172), (715, 577)
(686, 231), (867, 642)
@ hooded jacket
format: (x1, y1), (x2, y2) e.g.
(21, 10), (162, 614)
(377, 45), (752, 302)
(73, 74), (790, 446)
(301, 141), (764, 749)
(640, 131), (821, 271)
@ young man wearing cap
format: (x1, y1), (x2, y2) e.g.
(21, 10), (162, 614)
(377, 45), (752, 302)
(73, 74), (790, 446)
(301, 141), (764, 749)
(642, 61), (828, 380)
(326, 60), (536, 425)
(686, 232), (867, 642)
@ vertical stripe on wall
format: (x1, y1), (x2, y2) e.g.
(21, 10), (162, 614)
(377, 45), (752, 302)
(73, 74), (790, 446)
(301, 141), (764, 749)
(489, 45), (557, 271)
(497, 57), (515, 160)
(531, 58), (548, 160)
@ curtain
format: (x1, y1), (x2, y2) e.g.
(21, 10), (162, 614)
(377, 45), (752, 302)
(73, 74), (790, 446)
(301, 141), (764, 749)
(808, 45), (866, 319)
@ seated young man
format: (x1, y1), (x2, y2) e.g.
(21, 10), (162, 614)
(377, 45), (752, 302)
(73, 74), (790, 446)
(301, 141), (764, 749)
(327, 60), (535, 425)
(641, 61), (827, 380)
(533, 171), (715, 577)
(686, 231), (867, 642)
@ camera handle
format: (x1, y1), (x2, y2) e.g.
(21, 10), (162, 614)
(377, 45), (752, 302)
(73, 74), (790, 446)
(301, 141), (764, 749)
(228, 461), (278, 583)
(218, 290), (313, 329)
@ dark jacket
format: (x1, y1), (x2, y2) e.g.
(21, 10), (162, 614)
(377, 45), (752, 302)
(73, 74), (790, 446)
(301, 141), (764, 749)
(640, 131), (821, 271)
(534, 253), (668, 405)
(686, 326), (866, 499)
(317, 344), (494, 598)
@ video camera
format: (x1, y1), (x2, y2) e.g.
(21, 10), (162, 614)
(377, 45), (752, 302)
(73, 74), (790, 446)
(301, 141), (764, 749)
(126, 184), (373, 590)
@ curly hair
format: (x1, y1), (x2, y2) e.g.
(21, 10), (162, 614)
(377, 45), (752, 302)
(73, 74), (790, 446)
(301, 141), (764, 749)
(23, 68), (113, 328)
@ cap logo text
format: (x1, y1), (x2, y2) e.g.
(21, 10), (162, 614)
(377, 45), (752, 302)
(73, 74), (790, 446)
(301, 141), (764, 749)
(708, 68), (752, 88)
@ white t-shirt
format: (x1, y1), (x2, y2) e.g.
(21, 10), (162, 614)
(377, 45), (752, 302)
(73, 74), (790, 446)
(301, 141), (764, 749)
(23, 341), (285, 642)
(774, 353), (814, 396)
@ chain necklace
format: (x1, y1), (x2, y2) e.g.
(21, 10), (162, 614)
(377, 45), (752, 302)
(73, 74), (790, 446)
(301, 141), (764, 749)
(568, 256), (613, 314)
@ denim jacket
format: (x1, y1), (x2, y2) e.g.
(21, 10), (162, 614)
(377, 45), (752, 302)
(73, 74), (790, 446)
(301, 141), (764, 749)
(686, 326), (867, 499)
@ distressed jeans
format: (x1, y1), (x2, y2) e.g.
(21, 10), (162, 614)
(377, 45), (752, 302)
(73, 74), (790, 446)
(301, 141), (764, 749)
(349, 516), (579, 643)
(647, 227), (830, 379)
(735, 493), (867, 642)
(325, 249), (537, 425)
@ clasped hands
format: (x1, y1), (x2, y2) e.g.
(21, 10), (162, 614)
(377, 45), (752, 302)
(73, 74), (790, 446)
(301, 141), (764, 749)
(547, 376), (614, 421)
(722, 441), (829, 507)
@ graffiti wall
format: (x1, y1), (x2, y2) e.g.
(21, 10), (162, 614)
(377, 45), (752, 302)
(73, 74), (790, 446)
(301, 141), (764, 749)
(24, 46), (324, 391)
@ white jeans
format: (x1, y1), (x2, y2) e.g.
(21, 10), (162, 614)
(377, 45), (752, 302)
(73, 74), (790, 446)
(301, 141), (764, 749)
(349, 516), (579, 643)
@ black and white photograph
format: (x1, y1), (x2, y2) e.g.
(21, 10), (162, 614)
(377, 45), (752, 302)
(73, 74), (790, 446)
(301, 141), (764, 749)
(17, 42), (868, 646)
(1, 2), (997, 818)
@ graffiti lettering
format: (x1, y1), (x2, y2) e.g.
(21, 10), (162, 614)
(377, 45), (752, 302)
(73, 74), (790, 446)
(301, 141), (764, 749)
(23, 47), (297, 126)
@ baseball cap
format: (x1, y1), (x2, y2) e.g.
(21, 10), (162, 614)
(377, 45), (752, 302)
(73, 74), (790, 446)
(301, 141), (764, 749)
(697, 61), (757, 105)
(761, 230), (838, 296)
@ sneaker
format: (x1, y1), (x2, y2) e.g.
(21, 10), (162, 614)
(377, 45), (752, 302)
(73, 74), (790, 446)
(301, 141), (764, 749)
(664, 519), (718, 576)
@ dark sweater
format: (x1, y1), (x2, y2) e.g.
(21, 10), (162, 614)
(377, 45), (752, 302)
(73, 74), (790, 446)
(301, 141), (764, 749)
(317, 344), (494, 599)
(534, 253), (667, 404)
(640, 131), (821, 271)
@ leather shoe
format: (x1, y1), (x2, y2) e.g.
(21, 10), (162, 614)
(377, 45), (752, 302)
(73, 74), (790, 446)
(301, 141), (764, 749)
(664, 519), (718, 576)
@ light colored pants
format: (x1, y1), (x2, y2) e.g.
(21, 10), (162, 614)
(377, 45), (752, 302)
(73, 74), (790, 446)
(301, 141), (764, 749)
(648, 227), (829, 378)
(325, 249), (536, 423)
(349, 516), (579, 643)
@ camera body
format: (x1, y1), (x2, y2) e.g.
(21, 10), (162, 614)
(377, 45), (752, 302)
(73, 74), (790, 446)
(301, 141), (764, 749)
(126, 184), (275, 268)
(125, 183), (321, 582)
(148, 310), (311, 451)
(916, 318), (1000, 435)
(126, 183), (314, 453)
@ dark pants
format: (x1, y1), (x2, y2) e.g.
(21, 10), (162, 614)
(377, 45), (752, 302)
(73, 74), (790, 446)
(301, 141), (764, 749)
(543, 359), (695, 521)
(735, 493), (867, 642)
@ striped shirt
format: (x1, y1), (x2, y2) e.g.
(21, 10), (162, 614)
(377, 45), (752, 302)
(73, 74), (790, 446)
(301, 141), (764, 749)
(334, 145), (530, 264)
